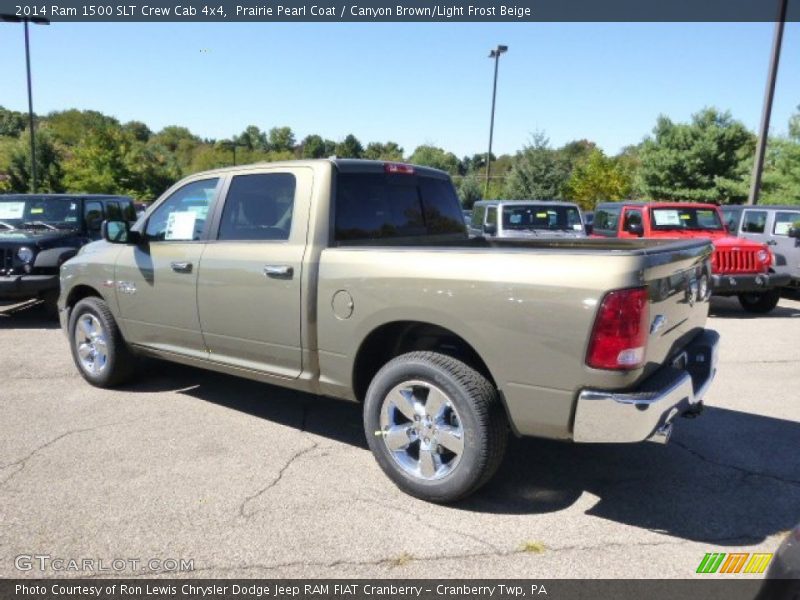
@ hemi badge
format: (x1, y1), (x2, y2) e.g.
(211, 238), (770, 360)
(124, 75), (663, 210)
(650, 315), (667, 335)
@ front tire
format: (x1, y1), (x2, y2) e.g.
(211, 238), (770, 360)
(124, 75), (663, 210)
(364, 351), (508, 503)
(68, 297), (135, 387)
(738, 289), (781, 314)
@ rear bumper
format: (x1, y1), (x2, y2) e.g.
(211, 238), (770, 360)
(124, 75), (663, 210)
(711, 272), (791, 294)
(573, 329), (719, 444)
(0, 274), (59, 300)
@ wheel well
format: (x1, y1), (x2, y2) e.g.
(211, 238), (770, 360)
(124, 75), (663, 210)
(66, 285), (102, 310)
(352, 321), (495, 402)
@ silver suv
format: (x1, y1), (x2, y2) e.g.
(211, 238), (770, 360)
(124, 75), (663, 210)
(722, 205), (800, 288)
(469, 200), (586, 239)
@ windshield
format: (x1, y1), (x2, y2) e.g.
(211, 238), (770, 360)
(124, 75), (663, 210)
(502, 205), (583, 232)
(650, 207), (724, 231)
(0, 197), (81, 230)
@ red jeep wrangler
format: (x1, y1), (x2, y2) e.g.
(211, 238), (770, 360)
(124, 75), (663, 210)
(593, 202), (790, 313)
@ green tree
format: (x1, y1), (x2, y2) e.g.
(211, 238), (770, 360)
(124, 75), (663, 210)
(456, 175), (482, 209)
(563, 148), (632, 209)
(7, 129), (65, 193)
(503, 133), (569, 199)
(237, 125), (268, 151)
(45, 109), (120, 147)
(0, 106), (27, 138)
(123, 120), (152, 143)
(363, 141), (404, 161)
(636, 108), (755, 203)
(300, 134), (327, 158)
(408, 145), (460, 174)
(268, 126), (296, 152)
(335, 134), (364, 158)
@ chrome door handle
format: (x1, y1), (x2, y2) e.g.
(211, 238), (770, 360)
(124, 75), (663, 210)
(263, 265), (293, 279)
(170, 261), (193, 273)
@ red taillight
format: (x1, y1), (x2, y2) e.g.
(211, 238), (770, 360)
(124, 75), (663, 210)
(586, 287), (649, 370)
(384, 162), (415, 175)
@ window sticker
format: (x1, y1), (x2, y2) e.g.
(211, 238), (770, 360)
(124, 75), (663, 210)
(30, 207), (44, 214)
(536, 212), (547, 218)
(775, 222), (792, 235)
(573, 223), (583, 230)
(680, 213), (690, 220)
(164, 211), (197, 240)
(0, 202), (25, 219)
(654, 210), (681, 225)
(65, 217), (77, 222)
(70, 203), (76, 210)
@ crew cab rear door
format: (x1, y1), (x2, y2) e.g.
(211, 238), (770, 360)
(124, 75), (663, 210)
(196, 167), (312, 378)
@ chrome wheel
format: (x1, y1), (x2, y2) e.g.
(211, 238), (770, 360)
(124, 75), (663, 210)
(74, 313), (108, 375)
(379, 380), (464, 481)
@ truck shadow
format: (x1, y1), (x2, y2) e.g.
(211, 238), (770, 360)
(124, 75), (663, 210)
(0, 300), (60, 329)
(131, 360), (800, 546)
(709, 295), (800, 319)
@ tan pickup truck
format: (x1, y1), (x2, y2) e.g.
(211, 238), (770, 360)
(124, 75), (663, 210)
(59, 159), (720, 502)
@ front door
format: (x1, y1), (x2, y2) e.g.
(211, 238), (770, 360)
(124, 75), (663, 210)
(196, 168), (312, 378)
(114, 177), (220, 357)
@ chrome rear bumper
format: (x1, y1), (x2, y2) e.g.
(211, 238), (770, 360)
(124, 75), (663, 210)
(573, 329), (719, 444)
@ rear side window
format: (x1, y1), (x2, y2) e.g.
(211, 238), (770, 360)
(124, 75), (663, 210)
(773, 211), (800, 236)
(593, 207), (621, 236)
(335, 173), (464, 243)
(218, 173), (296, 241)
(742, 210), (767, 234)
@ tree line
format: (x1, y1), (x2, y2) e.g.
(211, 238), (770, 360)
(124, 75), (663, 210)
(1, 105), (799, 209)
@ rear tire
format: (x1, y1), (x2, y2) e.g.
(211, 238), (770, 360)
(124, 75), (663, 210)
(68, 297), (136, 387)
(737, 289), (781, 314)
(364, 351), (508, 503)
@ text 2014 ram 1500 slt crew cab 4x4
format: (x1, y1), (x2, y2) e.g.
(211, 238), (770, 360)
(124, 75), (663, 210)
(58, 159), (720, 502)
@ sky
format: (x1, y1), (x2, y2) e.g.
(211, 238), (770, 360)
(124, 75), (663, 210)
(1, 22), (799, 158)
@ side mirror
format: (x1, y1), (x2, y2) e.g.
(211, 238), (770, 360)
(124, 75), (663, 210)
(789, 226), (800, 239)
(483, 223), (497, 236)
(102, 220), (140, 244)
(626, 222), (644, 237)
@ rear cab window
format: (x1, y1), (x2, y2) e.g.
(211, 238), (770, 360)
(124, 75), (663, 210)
(334, 171), (465, 244)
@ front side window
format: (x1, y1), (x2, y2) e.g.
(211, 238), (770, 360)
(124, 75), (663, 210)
(650, 207), (724, 231)
(84, 201), (103, 231)
(218, 173), (296, 241)
(470, 205), (486, 229)
(773, 211), (800, 236)
(105, 201), (122, 221)
(741, 210), (767, 234)
(145, 179), (218, 242)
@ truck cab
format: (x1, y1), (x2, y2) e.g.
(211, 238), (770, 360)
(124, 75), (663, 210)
(593, 202), (790, 313)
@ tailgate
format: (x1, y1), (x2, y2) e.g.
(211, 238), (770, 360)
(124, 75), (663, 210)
(637, 239), (714, 380)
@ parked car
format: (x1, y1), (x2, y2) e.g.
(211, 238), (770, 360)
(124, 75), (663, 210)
(721, 204), (800, 289)
(593, 202), (790, 313)
(469, 200), (587, 238)
(59, 159), (719, 503)
(0, 194), (135, 312)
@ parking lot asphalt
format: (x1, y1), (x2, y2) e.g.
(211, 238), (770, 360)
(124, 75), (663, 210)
(1, 293), (799, 580)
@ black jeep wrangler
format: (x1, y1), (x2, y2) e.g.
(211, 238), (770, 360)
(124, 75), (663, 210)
(0, 194), (136, 312)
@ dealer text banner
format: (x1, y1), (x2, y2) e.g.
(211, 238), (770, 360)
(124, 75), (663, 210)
(7, 0), (800, 22)
(1, 579), (772, 600)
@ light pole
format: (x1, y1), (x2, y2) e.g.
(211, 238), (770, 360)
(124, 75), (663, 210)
(485, 44), (508, 196)
(747, 0), (788, 206)
(1, 14), (50, 193)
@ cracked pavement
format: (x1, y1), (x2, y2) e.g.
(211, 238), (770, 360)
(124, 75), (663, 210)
(1, 293), (799, 578)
